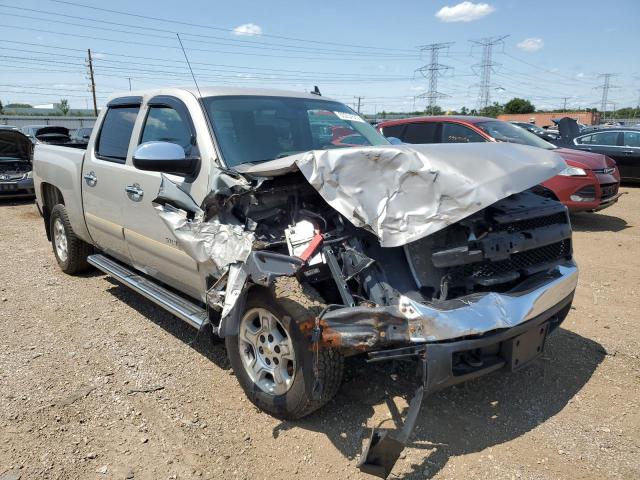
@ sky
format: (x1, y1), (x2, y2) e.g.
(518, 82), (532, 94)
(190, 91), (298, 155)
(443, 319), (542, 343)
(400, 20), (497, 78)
(1, 0), (639, 114)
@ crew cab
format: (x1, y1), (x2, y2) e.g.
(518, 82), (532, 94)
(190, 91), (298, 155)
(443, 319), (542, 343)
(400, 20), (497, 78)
(34, 88), (579, 478)
(378, 116), (621, 212)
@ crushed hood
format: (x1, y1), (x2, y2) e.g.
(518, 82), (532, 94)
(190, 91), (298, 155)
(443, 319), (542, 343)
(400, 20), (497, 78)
(0, 129), (33, 161)
(287, 143), (565, 247)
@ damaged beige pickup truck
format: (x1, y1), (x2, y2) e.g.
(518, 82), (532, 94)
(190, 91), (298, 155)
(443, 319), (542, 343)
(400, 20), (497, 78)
(33, 87), (579, 478)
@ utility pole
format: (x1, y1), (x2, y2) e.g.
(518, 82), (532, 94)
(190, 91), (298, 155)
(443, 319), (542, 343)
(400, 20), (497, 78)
(356, 96), (362, 113)
(469, 35), (509, 111)
(127, 77), (132, 91)
(562, 97), (569, 113)
(86, 49), (98, 116)
(415, 42), (453, 115)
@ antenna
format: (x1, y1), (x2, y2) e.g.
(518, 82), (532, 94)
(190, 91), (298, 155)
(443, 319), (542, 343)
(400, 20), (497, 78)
(176, 33), (202, 97)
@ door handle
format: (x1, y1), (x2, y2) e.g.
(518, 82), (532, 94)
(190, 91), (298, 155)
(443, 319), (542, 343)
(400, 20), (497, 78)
(83, 171), (97, 187)
(623, 150), (635, 154)
(125, 183), (144, 201)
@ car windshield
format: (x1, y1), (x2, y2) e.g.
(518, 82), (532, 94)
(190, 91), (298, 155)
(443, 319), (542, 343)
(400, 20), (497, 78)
(203, 95), (388, 167)
(477, 121), (556, 150)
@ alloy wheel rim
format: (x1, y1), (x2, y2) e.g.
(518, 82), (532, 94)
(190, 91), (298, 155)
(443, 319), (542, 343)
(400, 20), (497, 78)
(238, 307), (296, 396)
(53, 217), (68, 262)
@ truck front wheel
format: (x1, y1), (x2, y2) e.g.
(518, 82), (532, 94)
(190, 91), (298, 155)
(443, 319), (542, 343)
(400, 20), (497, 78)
(226, 277), (344, 419)
(50, 204), (92, 274)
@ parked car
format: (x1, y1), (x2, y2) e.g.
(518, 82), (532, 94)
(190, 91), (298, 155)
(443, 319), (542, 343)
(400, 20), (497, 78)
(378, 116), (621, 212)
(34, 87), (579, 477)
(0, 128), (34, 198)
(511, 121), (559, 141)
(0, 125), (20, 131)
(70, 126), (93, 143)
(21, 125), (71, 145)
(569, 128), (640, 182)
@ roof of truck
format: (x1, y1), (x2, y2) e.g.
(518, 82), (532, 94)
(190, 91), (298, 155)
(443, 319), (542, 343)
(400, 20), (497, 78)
(107, 86), (336, 103)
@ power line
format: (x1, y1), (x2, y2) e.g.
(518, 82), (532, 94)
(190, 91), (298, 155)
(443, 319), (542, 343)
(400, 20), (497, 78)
(469, 35), (509, 110)
(415, 42), (453, 114)
(47, 0), (418, 54)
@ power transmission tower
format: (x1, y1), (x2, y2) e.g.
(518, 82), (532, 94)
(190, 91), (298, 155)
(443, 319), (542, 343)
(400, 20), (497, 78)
(86, 49), (98, 116)
(596, 73), (617, 121)
(562, 97), (569, 113)
(415, 42), (454, 115)
(469, 35), (509, 111)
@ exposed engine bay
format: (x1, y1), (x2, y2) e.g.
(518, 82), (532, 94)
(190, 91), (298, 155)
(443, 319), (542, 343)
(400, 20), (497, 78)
(226, 171), (572, 311)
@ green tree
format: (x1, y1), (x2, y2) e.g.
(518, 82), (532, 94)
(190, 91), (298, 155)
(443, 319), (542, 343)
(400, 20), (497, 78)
(426, 105), (443, 115)
(58, 99), (70, 116)
(0, 100), (3, 115)
(6, 103), (32, 108)
(479, 102), (503, 118)
(503, 97), (535, 114)
(460, 106), (469, 115)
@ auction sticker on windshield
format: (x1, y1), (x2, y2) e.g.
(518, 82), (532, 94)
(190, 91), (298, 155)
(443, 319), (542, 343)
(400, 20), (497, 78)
(334, 111), (365, 123)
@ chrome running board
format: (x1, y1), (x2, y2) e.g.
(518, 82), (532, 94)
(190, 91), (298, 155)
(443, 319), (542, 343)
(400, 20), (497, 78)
(87, 254), (207, 329)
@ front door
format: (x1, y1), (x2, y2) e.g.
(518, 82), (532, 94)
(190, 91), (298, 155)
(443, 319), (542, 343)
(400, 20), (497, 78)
(82, 100), (141, 263)
(121, 96), (206, 301)
(620, 131), (640, 181)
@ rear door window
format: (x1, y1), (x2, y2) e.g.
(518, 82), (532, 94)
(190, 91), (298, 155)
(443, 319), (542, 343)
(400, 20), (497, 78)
(380, 124), (406, 139)
(96, 106), (139, 162)
(578, 131), (619, 146)
(401, 122), (439, 144)
(442, 123), (486, 143)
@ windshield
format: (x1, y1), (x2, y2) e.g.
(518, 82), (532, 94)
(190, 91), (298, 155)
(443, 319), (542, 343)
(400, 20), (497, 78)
(203, 95), (388, 167)
(477, 121), (556, 150)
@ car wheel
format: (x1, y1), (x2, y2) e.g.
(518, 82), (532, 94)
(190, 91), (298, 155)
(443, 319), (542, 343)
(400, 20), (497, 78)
(226, 277), (344, 419)
(50, 204), (92, 274)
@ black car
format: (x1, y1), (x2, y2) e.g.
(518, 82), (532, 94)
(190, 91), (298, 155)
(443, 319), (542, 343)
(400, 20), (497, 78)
(570, 128), (640, 182)
(511, 121), (559, 141)
(21, 125), (71, 145)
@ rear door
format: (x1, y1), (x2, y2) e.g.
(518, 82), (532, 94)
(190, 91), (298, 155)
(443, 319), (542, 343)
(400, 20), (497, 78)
(121, 95), (206, 300)
(82, 97), (142, 263)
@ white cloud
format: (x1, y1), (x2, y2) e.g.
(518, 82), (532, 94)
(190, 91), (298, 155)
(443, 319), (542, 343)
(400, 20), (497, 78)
(516, 38), (544, 52)
(233, 23), (262, 36)
(435, 2), (495, 23)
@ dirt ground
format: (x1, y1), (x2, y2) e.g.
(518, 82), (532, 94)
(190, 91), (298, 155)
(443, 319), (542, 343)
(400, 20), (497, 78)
(1, 188), (639, 480)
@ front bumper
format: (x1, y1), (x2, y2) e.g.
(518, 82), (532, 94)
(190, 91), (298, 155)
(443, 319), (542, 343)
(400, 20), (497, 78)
(310, 261), (578, 353)
(355, 262), (578, 478)
(0, 177), (35, 199)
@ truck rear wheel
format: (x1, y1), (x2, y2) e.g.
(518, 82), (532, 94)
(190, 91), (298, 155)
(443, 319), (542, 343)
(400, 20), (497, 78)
(50, 204), (92, 274)
(226, 277), (344, 419)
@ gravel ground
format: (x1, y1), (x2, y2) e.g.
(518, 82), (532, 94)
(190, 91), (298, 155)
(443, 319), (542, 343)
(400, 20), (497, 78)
(1, 188), (638, 480)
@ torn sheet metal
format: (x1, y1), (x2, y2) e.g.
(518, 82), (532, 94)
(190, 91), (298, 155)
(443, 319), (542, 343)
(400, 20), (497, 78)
(154, 203), (254, 269)
(293, 143), (566, 248)
(300, 261), (578, 351)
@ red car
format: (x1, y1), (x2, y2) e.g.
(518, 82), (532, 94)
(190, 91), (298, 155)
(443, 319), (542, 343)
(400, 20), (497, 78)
(377, 116), (621, 212)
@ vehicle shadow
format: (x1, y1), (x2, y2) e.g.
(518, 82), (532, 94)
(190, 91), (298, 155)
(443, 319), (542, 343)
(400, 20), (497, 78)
(103, 278), (230, 370)
(273, 328), (605, 479)
(570, 211), (630, 232)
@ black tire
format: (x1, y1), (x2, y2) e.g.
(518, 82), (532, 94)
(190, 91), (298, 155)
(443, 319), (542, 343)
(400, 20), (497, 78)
(226, 277), (344, 419)
(50, 204), (92, 274)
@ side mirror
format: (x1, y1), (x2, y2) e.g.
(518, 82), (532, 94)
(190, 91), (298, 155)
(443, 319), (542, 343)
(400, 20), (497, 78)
(132, 141), (199, 176)
(386, 136), (403, 145)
